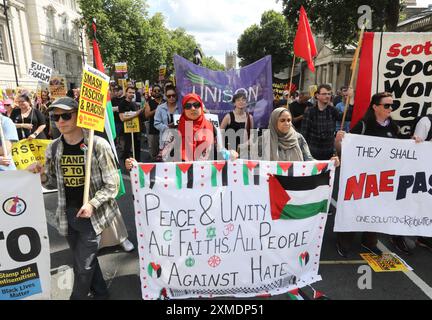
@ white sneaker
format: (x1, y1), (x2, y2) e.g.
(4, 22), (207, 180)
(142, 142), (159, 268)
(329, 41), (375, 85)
(120, 239), (135, 252)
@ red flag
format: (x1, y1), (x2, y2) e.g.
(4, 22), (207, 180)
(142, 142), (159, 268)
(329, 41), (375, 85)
(293, 6), (317, 72)
(92, 19), (105, 73)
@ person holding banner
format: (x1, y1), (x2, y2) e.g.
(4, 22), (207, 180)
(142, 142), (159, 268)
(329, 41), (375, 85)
(154, 85), (180, 149)
(412, 117), (432, 252)
(0, 113), (18, 171)
(335, 92), (412, 256)
(27, 97), (121, 299)
(221, 92), (254, 151)
(11, 93), (47, 140)
(153, 93), (238, 163)
(240, 107), (339, 166)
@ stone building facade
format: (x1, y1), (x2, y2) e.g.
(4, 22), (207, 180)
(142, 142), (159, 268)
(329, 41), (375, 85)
(0, 0), (89, 91)
(25, 0), (89, 90)
(0, 0), (34, 89)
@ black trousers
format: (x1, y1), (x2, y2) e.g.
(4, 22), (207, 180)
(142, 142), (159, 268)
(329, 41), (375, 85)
(66, 208), (107, 300)
(122, 132), (141, 162)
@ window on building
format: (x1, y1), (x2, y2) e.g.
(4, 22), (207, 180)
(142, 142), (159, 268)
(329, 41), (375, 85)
(62, 16), (68, 41)
(72, 24), (79, 45)
(47, 11), (55, 37)
(77, 56), (82, 71)
(0, 26), (8, 62)
(66, 53), (72, 72)
(52, 50), (59, 70)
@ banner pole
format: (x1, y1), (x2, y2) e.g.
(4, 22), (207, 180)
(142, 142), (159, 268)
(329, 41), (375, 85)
(131, 132), (135, 159)
(341, 24), (366, 130)
(287, 55), (296, 109)
(0, 114), (8, 158)
(83, 129), (94, 204)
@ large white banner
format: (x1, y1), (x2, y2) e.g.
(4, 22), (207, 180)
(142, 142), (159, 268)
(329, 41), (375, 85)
(353, 32), (432, 137)
(0, 171), (51, 300)
(334, 134), (432, 236)
(131, 160), (335, 300)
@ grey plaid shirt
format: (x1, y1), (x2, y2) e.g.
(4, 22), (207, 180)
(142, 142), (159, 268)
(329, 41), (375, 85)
(43, 131), (121, 236)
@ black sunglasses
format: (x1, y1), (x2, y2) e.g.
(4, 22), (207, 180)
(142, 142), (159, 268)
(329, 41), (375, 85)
(50, 112), (76, 122)
(184, 102), (201, 110)
(379, 104), (393, 109)
(167, 94), (177, 99)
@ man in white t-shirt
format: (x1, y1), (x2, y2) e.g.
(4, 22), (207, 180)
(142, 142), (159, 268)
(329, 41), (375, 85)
(413, 115), (432, 252)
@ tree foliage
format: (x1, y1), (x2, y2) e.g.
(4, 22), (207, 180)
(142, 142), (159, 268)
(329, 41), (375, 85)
(281, 0), (402, 52)
(202, 56), (225, 71)
(237, 10), (294, 73)
(78, 0), (215, 82)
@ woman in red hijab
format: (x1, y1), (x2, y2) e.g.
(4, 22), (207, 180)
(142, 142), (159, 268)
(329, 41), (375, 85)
(125, 93), (237, 167)
(177, 93), (215, 161)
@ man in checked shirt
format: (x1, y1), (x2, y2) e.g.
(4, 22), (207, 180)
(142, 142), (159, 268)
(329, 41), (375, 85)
(28, 97), (120, 300)
(301, 84), (343, 160)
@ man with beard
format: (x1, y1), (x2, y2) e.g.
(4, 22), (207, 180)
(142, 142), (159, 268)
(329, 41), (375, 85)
(144, 84), (165, 161)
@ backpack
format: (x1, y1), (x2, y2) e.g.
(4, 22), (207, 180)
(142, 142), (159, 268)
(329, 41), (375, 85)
(411, 114), (432, 141)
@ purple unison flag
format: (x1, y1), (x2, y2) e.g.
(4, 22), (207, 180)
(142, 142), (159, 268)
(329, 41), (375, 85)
(174, 55), (273, 128)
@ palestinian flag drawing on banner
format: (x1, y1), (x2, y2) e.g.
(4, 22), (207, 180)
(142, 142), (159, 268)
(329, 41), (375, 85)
(269, 170), (330, 220)
(176, 163), (194, 189)
(242, 161), (260, 186)
(139, 164), (156, 189)
(287, 288), (305, 300)
(311, 163), (329, 176)
(211, 161), (228, 187)
(277, 162), (294, 176)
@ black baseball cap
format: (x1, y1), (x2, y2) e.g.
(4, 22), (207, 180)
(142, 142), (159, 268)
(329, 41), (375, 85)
(48, 97), (78, 111)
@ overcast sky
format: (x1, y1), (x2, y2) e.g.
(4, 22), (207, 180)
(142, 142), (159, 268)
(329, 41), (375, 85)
(147, 0), (432, 67)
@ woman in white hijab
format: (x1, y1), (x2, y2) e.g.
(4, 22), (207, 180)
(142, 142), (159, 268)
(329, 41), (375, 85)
(242, 107), (339, 165)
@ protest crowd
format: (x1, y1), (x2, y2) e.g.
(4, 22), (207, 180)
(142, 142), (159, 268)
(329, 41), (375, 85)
(1, 4), (432, 302)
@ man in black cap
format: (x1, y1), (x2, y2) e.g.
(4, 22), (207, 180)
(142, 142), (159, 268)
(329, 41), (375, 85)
(28, 97), (121, 299)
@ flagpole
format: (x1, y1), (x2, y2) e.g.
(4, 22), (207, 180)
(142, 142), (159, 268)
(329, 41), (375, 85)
(287, 55), (296, 109)
(131, 132), (135, 159)
(340, 24), (366, 131)
(83, 129), (94, 204)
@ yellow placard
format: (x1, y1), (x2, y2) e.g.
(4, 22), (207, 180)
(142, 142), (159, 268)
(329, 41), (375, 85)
(136, 82), (143, 89)
(118, 79), (127, 92)
(360, 253), (412, 272)
(11, 139), (52, 170)
(49, 77), (67, 99)
(124, 116), (140, 133)
(115, 62), (128, 73)
(159, 65), (167, 81)
(77, 65), (110, 132)
(309, 85), (318, 98)
(145, 80), (150, 94)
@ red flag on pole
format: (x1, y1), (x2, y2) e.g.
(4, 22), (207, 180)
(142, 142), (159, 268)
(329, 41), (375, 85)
(91, 19), (126, 198)
(293, 6), (317, 72)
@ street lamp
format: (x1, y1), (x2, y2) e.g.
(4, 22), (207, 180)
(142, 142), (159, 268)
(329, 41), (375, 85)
(2, 0), (19, 87)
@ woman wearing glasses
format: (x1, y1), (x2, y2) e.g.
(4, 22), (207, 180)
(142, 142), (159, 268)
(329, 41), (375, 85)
(335, 92), (412, 257)
(154, 85), (180, 151)
(126, 93), (237, 168)
(11, 93), (47, 140)
(220, 92), (254, 151)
